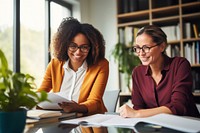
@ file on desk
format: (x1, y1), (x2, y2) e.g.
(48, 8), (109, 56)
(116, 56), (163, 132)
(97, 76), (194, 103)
(37, 92), (71, 110)
(27, 109), (62, 119)
(26, 110), (77, 125)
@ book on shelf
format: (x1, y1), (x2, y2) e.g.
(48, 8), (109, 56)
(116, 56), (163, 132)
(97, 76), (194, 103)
(124, 26), (140, 46)
(118, 28), (125, 44)
(125, 26), (133, 46)
(153, 0), (176, 8)
(184, 41), (200, 65)
(161, 25), (180, 41)
(183, 22), (192, 39)
(192, 42), (196, 64)
(192, 70), (200, 92)
(193, 23), (199, 38)
(184, 43), (192, 64)
(171, 45), (180, 57)
(37, 92), (72, 110)
(61, 113), (200, 133)
(138, 0), (148, 10)
(195, 41), (200, 64)
(183, 22), (200, 39)
(122, 0), (129, 13)
(129, 0), (138, 12)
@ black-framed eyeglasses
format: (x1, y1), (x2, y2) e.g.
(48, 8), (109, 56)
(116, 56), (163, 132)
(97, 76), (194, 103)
(68, 43), (90, 53)
(132, 44), (159, 53)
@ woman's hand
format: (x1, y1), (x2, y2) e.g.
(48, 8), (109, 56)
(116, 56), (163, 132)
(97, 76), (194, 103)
(119, 104), (140, 118)
(119, 105), (172, 118)
(58, 101), (79, 113)
(58, 101), (88, 113)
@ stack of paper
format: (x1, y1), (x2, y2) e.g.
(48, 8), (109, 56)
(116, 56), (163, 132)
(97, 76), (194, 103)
(26, 110), (77, 125)
(27, 110), (62, 119)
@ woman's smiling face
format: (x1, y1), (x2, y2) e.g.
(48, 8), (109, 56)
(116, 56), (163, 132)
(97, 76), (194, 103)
(67, 33), (90, 66)
(135, 33), (164, 66)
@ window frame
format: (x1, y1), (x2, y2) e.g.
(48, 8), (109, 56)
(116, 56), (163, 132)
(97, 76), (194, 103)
(12, 0), (72, 72)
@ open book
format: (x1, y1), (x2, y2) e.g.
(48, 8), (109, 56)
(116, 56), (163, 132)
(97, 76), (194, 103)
(61, 113), (200, 133)
(37, 92), (71, 110)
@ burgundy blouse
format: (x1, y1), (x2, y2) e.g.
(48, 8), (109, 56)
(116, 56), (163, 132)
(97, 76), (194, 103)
(132, 55), (200, 117)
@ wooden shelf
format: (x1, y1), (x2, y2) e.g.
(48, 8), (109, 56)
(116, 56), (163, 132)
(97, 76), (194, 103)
(152, 5), (179, 12)
(117, 10), (149, 18)
(117, 20), (150, 28)
(152, 16), (180, 26)
(191, 64), (200, 67)
(193, 92), (200, 97)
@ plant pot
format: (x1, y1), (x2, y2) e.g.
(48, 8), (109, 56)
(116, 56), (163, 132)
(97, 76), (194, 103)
(0, 109), (27, 133)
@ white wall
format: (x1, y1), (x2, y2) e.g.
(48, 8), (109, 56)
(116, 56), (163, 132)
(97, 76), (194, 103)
(79, 0), (119, 91)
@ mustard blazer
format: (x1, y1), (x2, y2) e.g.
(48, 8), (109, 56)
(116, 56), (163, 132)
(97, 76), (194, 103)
(37, 58), (109, 115)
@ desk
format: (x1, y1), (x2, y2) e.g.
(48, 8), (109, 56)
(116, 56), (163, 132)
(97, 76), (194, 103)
(25, 121), (184, 133)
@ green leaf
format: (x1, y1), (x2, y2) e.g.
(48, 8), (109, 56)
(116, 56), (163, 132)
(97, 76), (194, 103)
(111, 43), (140, 90)
(0, 49), (48, 112)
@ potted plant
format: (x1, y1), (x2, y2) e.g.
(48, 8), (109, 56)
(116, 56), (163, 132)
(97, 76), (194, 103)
(0, 49), (48, 133)
(111, 42), (140, 92)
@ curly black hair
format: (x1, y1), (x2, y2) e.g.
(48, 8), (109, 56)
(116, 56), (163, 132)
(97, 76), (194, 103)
(50, 17), (105, 66)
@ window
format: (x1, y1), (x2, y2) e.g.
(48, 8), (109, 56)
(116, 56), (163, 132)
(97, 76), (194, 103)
(0, 0), (13, 70)
(20, 0), (45, 87)
(0, 0), (73, 88)
(50, 2), (71, 37)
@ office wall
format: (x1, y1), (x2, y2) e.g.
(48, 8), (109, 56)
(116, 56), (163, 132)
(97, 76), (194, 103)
(79, 0), (119, 91)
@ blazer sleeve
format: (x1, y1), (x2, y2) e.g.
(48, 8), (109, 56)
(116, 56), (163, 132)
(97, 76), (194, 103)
(79, 58), (109, 115)
(37, 58), (64, 92)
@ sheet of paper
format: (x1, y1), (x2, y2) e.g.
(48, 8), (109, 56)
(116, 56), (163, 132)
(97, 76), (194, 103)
(61, 114), (118, 125)
(61, 114), (140, 128)
(61, 113), (200, 133)
(144, 114), (200, 133)
(37, 92), (71, 109)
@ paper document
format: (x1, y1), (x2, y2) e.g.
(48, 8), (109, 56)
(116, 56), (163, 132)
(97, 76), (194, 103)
(61, 113), (200, 133)
(37, 92), (71, 109)
(26, 110), (77, 125)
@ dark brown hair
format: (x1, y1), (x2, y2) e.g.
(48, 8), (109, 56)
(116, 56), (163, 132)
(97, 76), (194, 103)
(50, 17), (105, 66)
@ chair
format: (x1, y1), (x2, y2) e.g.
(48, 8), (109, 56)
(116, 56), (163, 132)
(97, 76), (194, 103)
(196, 104), (200, 113)
(103, 89), (120, 112)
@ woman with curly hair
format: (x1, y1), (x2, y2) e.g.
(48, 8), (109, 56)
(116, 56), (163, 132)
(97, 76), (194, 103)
(37, 17), (109, 115)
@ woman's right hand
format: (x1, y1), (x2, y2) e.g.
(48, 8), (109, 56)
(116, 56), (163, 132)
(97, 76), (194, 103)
(119, 104), (140, 118)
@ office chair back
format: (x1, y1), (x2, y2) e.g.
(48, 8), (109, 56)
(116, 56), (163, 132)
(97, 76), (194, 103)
(103, 89), (120, 112)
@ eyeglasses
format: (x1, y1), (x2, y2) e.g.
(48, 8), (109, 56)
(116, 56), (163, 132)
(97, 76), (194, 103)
(132, 44), (159, 53)
(68, 43), (90, 53)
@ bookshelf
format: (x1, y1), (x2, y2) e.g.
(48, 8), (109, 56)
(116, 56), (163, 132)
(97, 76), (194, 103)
(116, 0), (200, 104)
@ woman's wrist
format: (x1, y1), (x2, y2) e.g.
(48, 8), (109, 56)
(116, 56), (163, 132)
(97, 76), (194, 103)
(77, 104), (88, 113)
(134, 110), (141, 118)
